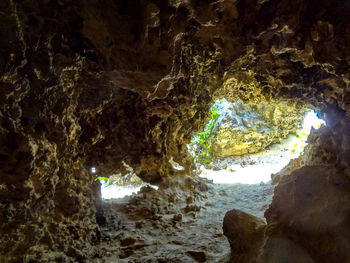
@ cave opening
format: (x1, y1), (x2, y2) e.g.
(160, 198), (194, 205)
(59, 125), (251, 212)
(189, 98), (327, 185)
(187, 99), (327, 219)
(93, 162), (159, 199)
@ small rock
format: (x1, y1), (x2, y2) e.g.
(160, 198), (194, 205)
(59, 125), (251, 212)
(120, 237), (136, 247)
(186, 250), (207, 262)
(183, 205), (200, 213)
(173, 214), (182, 221)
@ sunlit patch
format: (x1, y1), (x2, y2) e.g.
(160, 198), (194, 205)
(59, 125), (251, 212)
(97, 162), (159, 199)
(291, 110), (326, 157)
(198, 134), (300, 184)
(169, 157), (184, 171)
(199, 162), (285, 184)
(100, 182), (159, 199)
(197, 109), (326, 185)
(303, 110), (327, 131)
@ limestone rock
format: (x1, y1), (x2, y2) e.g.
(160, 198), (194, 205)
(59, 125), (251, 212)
(211, 101), (306, 157)
(107, 162), (143, 187)
(262, 165), (350, 263)
(1, 0), (350, 261)
(223, 209), (266, 263)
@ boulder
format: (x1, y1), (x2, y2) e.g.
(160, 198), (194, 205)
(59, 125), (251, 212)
(223, 209), (266, 263)
(261, 165), (350, 263)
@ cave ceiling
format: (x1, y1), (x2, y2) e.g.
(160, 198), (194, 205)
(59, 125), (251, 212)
(1, 0), (349, 182)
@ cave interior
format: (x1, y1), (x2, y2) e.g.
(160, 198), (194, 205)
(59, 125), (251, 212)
(1, 0), (350, 262)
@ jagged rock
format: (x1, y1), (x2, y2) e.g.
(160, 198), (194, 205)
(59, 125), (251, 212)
(107, 162), (144, 187)
(262, 165), (350, 263)
(260, 116), (350, 263)
(1, 0), (350, 261)
(223, 209), (266, 263)
(211, 100), (306, 157)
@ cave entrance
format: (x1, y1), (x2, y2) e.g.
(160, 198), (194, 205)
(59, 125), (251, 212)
(189, 99), (326, 185)
(94, 162), (158, 199)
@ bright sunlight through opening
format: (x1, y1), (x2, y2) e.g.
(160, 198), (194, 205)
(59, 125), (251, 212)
(198, 109), (326, 185)
(101, 181), (159, 199)
(98, 162), (159, 199)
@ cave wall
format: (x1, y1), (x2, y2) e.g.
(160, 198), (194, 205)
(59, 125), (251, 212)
(0, 0), (222, 261)
(1, 0), (350, 261)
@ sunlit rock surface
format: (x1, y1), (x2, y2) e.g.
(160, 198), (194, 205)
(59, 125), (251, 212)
(211, 100), (306, 157)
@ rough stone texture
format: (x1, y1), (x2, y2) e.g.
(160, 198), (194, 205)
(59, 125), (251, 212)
(107, 162), (143, 187)
(223, 209), (266, 263)
(96, 176), (221, 262)
(261, 116), (350, 263)
(262, 165), (350, 263)
(211, 100), (306, 157)
(0, 0), (350, 261)
(0, 1), (221, 261)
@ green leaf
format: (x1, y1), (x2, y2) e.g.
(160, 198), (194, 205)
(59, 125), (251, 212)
(95, 176), (108, 183)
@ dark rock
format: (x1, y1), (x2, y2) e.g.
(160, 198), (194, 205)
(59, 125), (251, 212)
(262, 165), (350, 263)
(186, 250), (207, 262)
(223, 209), (266, 263)
(120, 237), (137, 247)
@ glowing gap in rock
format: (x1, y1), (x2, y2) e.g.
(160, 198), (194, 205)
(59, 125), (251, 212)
(198, 110), (326, 185)
(291, 110), (326, 157)
(99, 162), (160, 199)
(101, 182), (159, 199)
(303, 110), (327, 132)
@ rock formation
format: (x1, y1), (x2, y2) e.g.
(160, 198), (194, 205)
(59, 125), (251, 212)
(0, 0), (350, 262)
(210, 100), (306, 157)
(223, 209), (266, 262)
(262, 165), (350, 263)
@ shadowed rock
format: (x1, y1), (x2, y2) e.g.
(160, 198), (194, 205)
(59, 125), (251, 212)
(223, 209), (266, 263)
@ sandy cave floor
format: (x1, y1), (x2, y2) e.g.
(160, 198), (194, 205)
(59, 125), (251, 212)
(95, 135), (301, 262)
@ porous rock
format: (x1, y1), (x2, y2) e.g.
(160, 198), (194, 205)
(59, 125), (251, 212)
(261, 165), (350, 263)
(211, 100), (307, 157)
(1, 0), (350, 261)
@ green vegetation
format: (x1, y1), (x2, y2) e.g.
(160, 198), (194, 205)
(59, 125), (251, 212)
(291, 132), (308, 156)
(95, 176), (109, 183)
(192, 101), (221, 164)
(291, 110), (327, 157)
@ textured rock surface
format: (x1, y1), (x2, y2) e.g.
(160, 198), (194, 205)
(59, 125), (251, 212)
(107, 162), (143, 187)
(262, 165), (350, 263)
(95, 176), (272, 262)
(211, 100), (306, 157)
(0, 0), (350, 261)
(260, 116), (350, 263)
(0, 1), (220, 260)
(223, 209), (266, 263)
